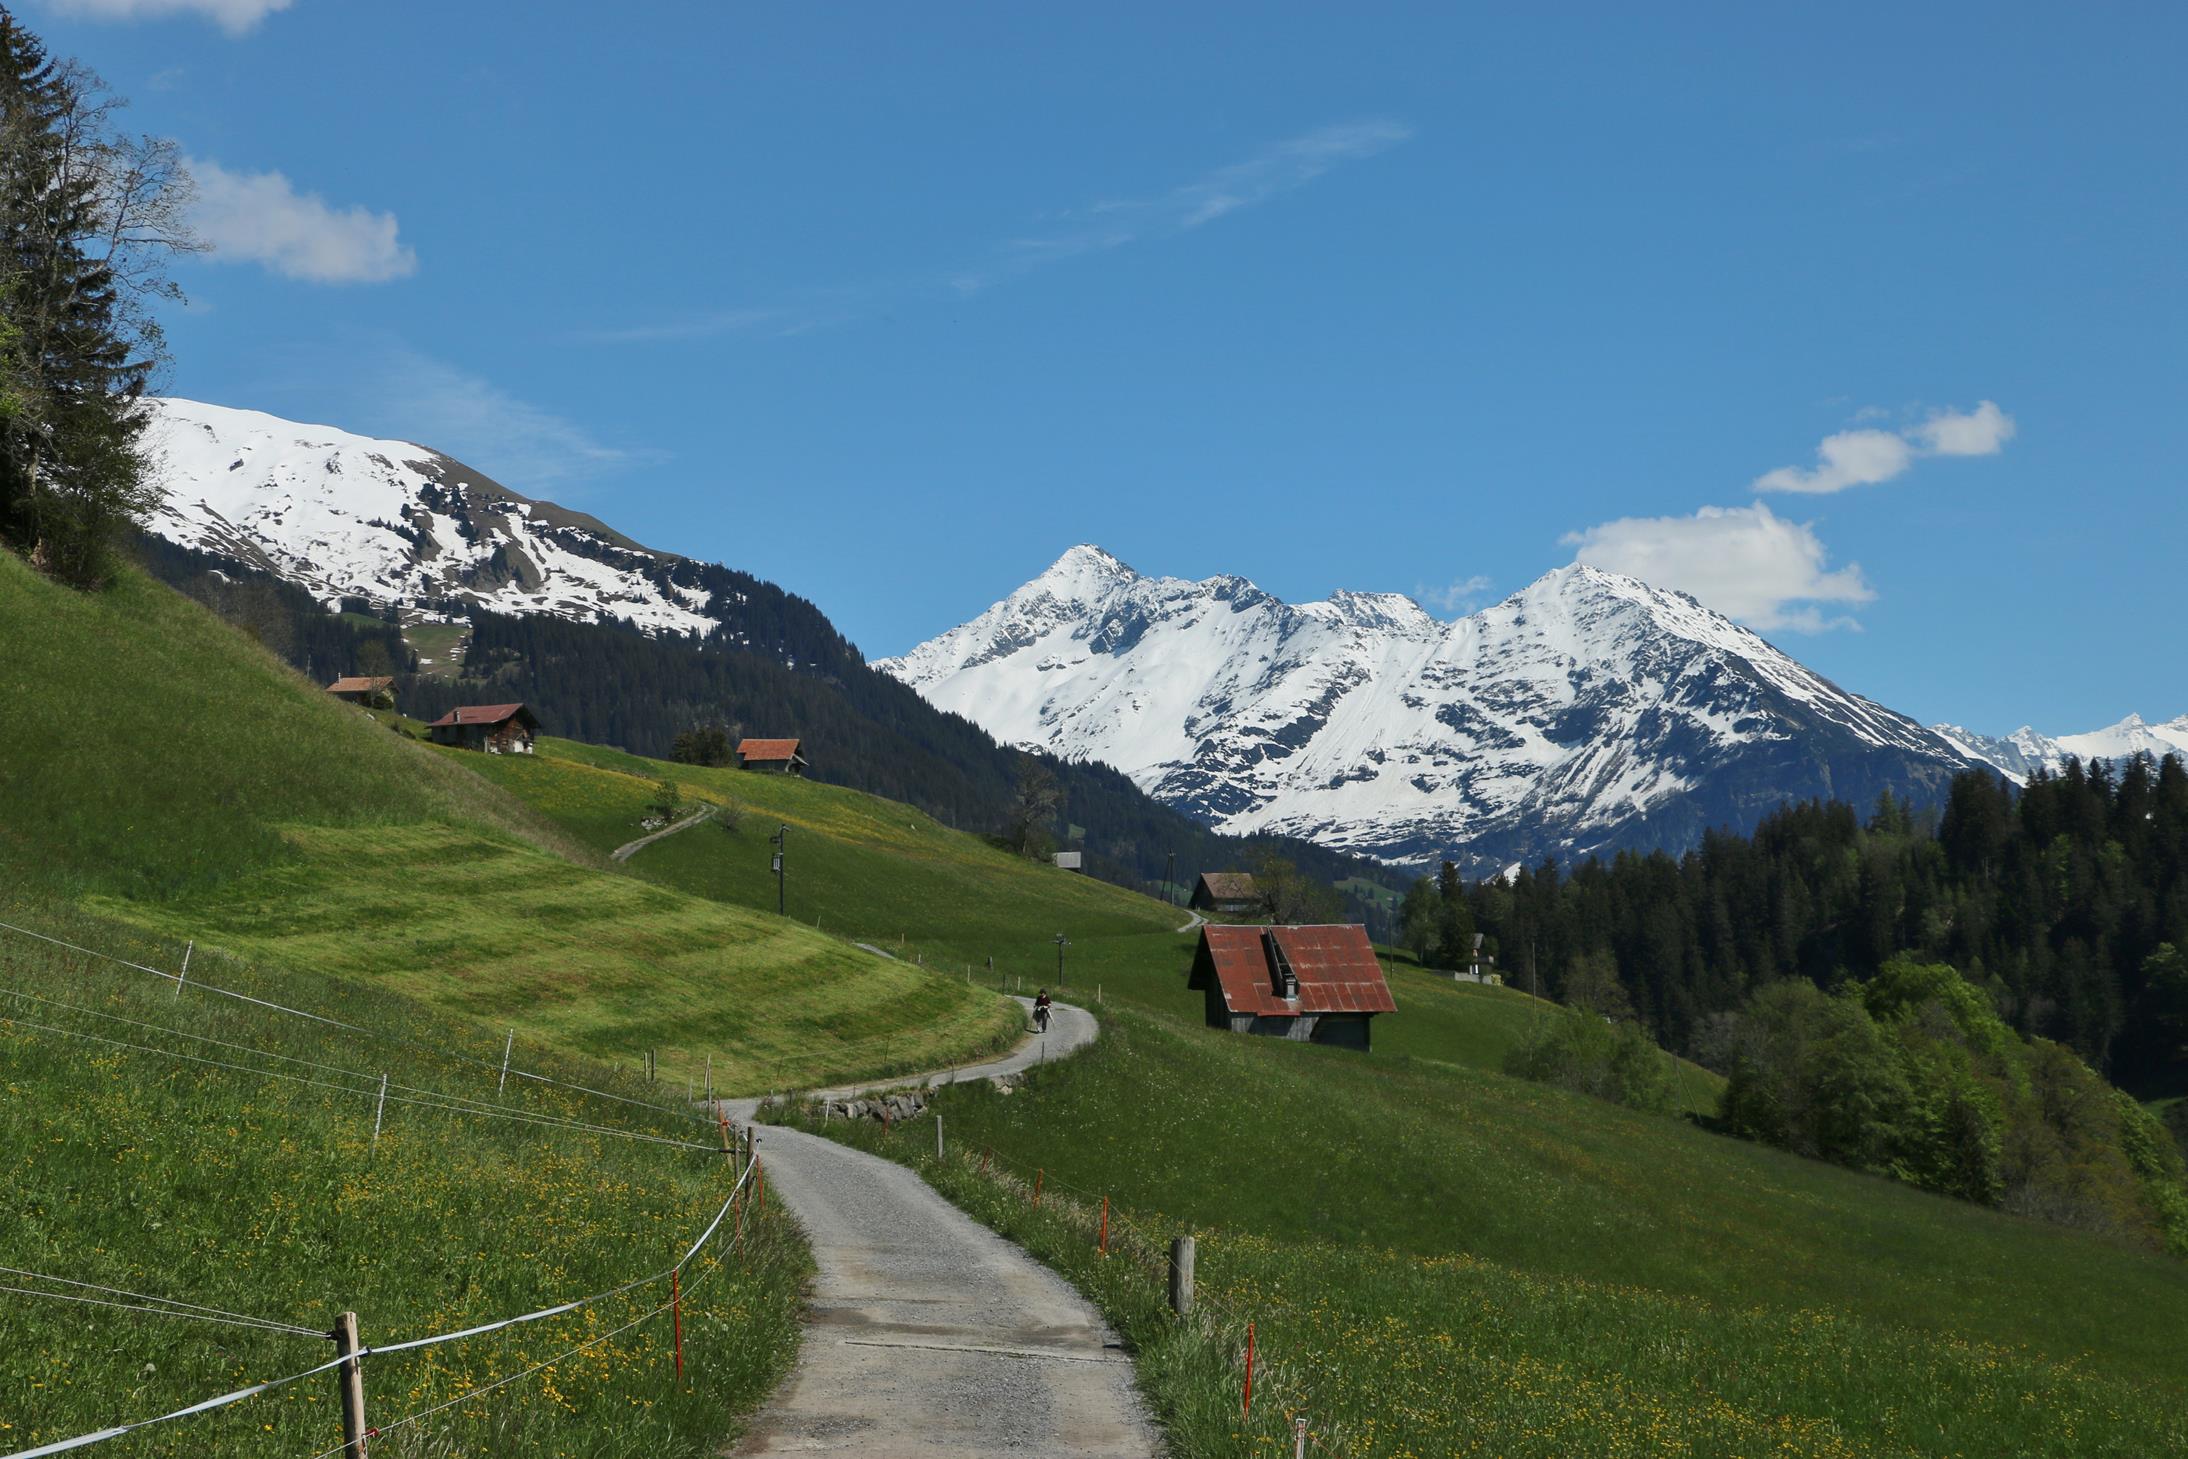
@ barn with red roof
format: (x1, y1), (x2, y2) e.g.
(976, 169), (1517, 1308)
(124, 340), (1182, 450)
(737, 737), (808, 775)
(1186, 923), (1396, 1051)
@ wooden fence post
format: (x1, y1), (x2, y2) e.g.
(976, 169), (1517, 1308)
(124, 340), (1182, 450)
(1169, 1236), (1195, 1317)
(370, 1074), (388, 1149)
(174, 940), (192, 998)
(333, 1311), (367, 1459)
(1033, 1168), (1043, 1209)
(935, 1114), (944, 1160)
(497, 1029), (513, 1096)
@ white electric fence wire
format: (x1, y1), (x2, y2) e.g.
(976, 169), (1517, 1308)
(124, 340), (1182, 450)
(0, 920), (688, 1119)
(0, 920), (359, 1030)
(0, 1266), (319, 1337)
(0, 1013), (720, 1153)
(0, 1284), (313, 1337)
(0, 1162), (759, 1459)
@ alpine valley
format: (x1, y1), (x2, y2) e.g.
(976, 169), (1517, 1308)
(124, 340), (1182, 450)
(137, 400), (2177, 877)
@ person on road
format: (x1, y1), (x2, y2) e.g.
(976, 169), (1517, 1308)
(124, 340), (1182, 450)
(1033, 988), (1053, 1033)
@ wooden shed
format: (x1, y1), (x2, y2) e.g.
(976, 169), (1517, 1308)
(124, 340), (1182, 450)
(426, 703), (539, 754)
(1186, 924), (1395, 1051)
(325, 675), (395, 709)
(736, 737), (807, 775)
(1189, 872), (1262, 916)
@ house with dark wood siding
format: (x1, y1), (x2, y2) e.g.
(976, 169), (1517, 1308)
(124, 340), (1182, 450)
(737, 737), (807, 775)
(1189, 871), (1262, 916)
(426, 703), (539, 754)
(1186, 923), (1395, 1051)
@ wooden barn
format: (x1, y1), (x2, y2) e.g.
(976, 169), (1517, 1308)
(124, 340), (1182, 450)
(1186, 923), (1395, 1051)
(426, 703), (539, 754)
(325, 675), (395, 709)
(736, 737), (807, 775)
(1189, 871), (1262, 916)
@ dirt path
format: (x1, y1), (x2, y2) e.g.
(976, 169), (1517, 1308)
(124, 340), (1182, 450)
(608, 803), (715, 863)
(723, 1000), (1152, 1456)
(1174, 908), (1206, 934)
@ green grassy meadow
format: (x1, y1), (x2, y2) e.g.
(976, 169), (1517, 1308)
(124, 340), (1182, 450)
(798, 1008), (2188, 1455)
(0, 553), (1020, 1093)
(0, 903), (806, 1458)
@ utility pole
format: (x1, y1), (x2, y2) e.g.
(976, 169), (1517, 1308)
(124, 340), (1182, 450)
(1164, 851), (1177, 906)
(769, 824), (787, 916)
(1054, 932), (1069, 989)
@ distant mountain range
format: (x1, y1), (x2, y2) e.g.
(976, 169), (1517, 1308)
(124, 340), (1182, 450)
(137, 400), (2180, 876)
(1930, 715), (2188, 782)
(880, 547), (1988, 871)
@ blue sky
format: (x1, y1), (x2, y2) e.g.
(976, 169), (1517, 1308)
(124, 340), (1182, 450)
(36, 1), (2185, 733)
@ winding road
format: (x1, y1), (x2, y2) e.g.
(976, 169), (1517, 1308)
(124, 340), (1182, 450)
(723, 1000), (1155, 1457)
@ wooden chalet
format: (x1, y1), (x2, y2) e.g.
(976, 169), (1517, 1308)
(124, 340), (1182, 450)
(1189, 871), (1262, 916)
(736, 737), (807, 775)
(426, 703), (539, 754)
(1186, 923), (1395, 1051)
(325, 675), (395, 709)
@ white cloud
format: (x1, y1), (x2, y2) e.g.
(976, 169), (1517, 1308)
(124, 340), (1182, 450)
(1754, 400), (2015, 495)
(189, 158), (416, 284)
(42, 0), (290, 35)
(609, 118), (1413, 339)
(1563, 503), (1874, 632)
(1913, 399), (2016, 456)
(1415, 574), (1494, 615)
(343, 345), (650, 492)
(965, 119), (1415, 294)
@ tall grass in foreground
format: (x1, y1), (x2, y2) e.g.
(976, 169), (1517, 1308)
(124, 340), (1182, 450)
(782, 1006), (2188, 1456)
(0, 903), (809, 1457)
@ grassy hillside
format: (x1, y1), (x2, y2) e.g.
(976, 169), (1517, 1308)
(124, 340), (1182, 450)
(0, 552), (1018, 1091)
(0, 903), (805, 1458)
(447, 736), (1637, 1096)
(801, 1008), (2188, 1455)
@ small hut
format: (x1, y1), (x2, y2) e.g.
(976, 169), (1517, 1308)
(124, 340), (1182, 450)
(1186, 924), (1395, 1051)
(1188, 872), (1262, 916)
(426, 703), (539, 754)
(736, 738), (807, 775)
(326, 675), (395, 709)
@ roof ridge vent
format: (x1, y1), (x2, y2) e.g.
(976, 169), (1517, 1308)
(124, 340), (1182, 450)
(1263, 927), (1300, 1002)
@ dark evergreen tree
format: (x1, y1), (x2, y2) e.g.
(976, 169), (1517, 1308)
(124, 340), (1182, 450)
(0, 13), (197, 584)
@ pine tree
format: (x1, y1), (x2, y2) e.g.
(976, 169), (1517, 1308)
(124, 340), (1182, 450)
(0, 11), (198, 585)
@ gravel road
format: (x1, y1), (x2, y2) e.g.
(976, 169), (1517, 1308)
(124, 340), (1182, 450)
(725, 999), (1155, 1456)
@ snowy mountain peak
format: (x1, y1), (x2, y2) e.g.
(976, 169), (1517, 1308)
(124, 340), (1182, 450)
(881, 548), (1976, 868)
(141, 397), (720, 635)
(1935, 712), (2188, 782)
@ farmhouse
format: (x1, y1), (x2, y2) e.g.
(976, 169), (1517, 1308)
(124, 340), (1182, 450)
(1187, 923), (1395, 1051)
(737, 737), (807, 775)
(426, 703), (539, 754)
(1189, 871), (1262, 916)
(325, 675), (395, 709)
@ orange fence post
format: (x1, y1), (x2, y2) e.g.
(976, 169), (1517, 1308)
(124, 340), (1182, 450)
(1243, 1319), (1255, 1416)
(1099, 1196), (1109, 1254)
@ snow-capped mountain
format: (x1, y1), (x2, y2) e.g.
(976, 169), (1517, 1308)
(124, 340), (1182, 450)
(141, 398), (719, 634)
(1933, 715), (2188, 782)
(878, 546), (1981, 869)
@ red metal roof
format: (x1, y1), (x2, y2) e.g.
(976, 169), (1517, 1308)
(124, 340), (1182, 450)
(738, 737), (803, 761)
(325, 676), (394, 694)
(1191, 924), (1396, 1018)
(427, 703), (531, 728)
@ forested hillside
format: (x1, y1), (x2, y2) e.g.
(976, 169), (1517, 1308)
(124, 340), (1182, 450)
(1458, 757), (2188, 1096)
